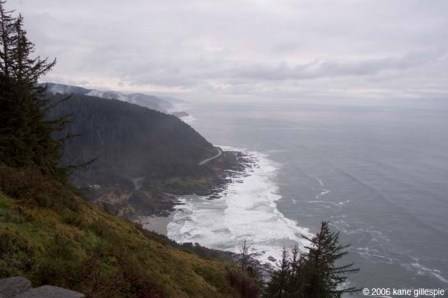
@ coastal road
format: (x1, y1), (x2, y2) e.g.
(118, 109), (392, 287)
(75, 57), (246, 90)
(198, 147), (222, 166)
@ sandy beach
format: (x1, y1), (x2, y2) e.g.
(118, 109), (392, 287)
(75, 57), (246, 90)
(137, 214), (173, 236)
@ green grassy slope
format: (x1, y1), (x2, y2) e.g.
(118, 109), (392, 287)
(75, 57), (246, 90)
(0, 167), (253, 298)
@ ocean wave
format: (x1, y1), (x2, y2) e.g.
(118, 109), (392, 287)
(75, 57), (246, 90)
(167, 147), (312, 266)
(404, 258), (448, 284)
(333, 219), (448, 285)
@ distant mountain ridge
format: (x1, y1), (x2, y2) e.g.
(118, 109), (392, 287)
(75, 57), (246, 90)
(46, 82), (176, 113)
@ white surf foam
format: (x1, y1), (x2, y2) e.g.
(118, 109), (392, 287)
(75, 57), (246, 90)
(313, 176), (331, 199)
(167, 147), (312, 266)
(405, 258), (448, 284)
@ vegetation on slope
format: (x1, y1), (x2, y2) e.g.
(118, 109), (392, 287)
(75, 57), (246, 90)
(0, 166), (257, 298)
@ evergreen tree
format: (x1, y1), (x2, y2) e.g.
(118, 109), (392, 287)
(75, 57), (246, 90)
(239, 240), (263, 291)
(0, 0), (67, 178)
(301, 222), (359, 298)
(265, 248), (290, 298)
(283, 245), (306, 297)
(265, 222), (359, 298)
(240, 240), (255, 273)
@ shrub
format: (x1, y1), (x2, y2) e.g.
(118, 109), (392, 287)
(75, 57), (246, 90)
(32, 234), (80, 286)
(0, 230), (35, 277)
(0, 166), (79, 211)
(61, 209), (83, 227)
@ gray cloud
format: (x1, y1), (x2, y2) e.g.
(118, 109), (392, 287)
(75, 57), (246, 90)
(7, 0), (448, 100)
(227, 51), (443, 81)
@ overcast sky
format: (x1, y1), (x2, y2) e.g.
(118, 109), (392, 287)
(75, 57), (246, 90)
(8, 0), (448, 102)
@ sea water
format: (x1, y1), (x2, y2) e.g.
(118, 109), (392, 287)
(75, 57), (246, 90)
(167, 97), (448, 294)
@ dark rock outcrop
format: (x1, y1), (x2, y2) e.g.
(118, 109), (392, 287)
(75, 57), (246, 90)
(0, 277), (84, 298)
(15, 286), (84, 298)
(0, 277), (31, 298)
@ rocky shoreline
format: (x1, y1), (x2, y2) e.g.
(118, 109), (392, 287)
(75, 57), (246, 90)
(82, 148), (252, 225)
(134, 149), (254, 234)
(79, 146), (278, 281)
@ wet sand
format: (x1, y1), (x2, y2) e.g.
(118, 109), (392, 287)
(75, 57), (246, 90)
(137, 214), (173, 236)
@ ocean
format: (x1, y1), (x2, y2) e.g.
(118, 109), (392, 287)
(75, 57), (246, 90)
(167, 97), (448, 294)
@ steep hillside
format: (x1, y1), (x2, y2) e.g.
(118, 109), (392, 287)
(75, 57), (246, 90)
(47, 94), (243, 216)
(51, 93), (214, 182)
(0, 167), (257, 298)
